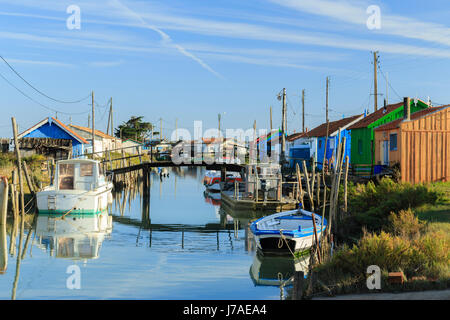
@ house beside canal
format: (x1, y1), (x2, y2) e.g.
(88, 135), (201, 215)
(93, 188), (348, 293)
(373, 104), (450, 183)
(69, 124), (121, 155)
(288, 114), (363, 170)
(257, 129), (282, 163)
(348, 99), (430, 175)
(286, 131), (313, 169)
(17, 117), (89, 159)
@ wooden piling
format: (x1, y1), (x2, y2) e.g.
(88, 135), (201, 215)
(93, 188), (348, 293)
(11, 118), (25, 218)
(316, 172), (321, 211)
(311, 212), (321, 263)
(292, 271), (305, 300)
(343, 155), (349, 214)
(302, 160), (313, 211)
(0, 177), (8, 274)
(23, 161), (35, 195)
(295, 163), (304, 208)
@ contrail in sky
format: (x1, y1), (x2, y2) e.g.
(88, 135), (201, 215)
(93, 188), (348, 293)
(109, 0), (223, 79)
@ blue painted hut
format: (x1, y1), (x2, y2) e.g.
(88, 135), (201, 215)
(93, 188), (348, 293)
(18, 117), (89, 158)
(306, 114), (364, 170)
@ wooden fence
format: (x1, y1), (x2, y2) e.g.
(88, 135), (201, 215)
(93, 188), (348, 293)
(400, 107), (450, 184)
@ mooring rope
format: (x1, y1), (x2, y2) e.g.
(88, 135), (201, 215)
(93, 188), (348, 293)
(278, 230), (296, 258)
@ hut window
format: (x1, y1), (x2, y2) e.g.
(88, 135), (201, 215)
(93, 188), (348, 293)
(59, 163), (74, 190)
(390, 134), (398, 151)
(80, 163), (94, 176)
(358, 139), (363, 155)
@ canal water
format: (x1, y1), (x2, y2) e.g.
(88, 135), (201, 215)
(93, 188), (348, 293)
(0, 167), (308, 300)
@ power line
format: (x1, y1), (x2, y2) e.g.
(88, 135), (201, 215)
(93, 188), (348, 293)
(0, 55), (91, 104)
(378, 64), (402, 100)
(0, 70), (90, 115)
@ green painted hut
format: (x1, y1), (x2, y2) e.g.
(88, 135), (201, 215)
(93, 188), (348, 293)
(348, 99), (429, 173)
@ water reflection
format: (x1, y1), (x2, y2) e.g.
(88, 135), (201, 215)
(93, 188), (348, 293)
(1, 166), (303, 299)
(203, 190), (221, 206)
(249, 252), (310, 300)
(34, 211), (112, 260)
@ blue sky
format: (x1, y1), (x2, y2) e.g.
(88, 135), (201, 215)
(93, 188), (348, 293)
(0, 0), (449, 139)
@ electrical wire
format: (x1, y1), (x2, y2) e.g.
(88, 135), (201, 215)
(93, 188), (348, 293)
(0, 54), (91, 104)
(0, 70), (91, 115)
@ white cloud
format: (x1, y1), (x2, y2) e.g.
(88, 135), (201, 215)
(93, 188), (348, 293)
(107, 0), (223, 79)
(270, 0), (450, 47)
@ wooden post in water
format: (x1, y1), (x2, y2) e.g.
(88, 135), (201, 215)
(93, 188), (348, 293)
(316, 172), (321, 210)
(0, 177), (8, 274)
(11, 171), (18, 220)
(295, 163), (304, 208)
(11, 118), (25, 219)
(311, 212), (321, 263)
(343, 155), (349, 214)
(292, 271), (304, 300)
(23, 161), (35, 195)
(302, 161), (313, 211)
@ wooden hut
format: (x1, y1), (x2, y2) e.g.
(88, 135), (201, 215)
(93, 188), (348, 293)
(17, 117), (88, 159)
(348, 99), (429, 175)
(401, 105), (450, 183)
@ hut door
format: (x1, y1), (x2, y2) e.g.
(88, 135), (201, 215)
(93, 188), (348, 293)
(382, 141), (389, 165)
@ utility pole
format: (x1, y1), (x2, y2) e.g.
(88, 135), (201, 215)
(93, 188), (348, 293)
(175, 118), (178, 141)
(373, 51), (379, 112)
(218, 113), (221, 135)
(326, 77), (329, 123)
(106, 98), (113, 137)
(91, 91), (95, 156)
(88, 114), (90, 128)
(302, 89), (305, 133)
(106, 98), (111, 135)
(110, 97), (114, 137)
(385, 72), (389, 106)
(160, 118), (163, 141)
(252, 119), (257, 164)
(281, 88), (287, 164)
(270, 106), (273, 131)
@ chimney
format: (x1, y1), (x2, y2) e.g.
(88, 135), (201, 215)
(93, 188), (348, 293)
(403, 97), (411, 121)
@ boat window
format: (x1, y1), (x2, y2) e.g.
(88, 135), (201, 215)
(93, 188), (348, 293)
(59, 163), (74, 190)
(80, 163), (94, 177)
(99, 163), (104, 176)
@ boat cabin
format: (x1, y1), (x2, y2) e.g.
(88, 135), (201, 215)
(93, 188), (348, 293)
(244, 163), (282, 197)
(54, 159), (106, 191)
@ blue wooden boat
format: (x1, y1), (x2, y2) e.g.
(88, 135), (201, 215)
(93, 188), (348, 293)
(250, 208), (326, 254)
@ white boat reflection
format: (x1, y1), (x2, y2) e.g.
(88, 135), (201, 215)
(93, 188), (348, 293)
(249, 251), (310, 287)
(34, 211), (112, 260)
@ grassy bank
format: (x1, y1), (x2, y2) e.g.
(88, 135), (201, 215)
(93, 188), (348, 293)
(0, 152), (50, 193)
(304, 178), (450, 298)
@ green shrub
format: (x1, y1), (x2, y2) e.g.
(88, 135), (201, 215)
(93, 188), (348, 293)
(387, 209), (426, 240)
(346, 177), (439, 232)
(315, 228), (450, 286)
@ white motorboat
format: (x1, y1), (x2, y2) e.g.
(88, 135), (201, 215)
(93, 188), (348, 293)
(250, 208), (326, 254)
(36, 159), (113, 215)
(203, 170), (241, 192)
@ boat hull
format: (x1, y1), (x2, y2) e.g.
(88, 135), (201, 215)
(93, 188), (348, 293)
(250, 209), (326, 254)
(36, 184), (113, 215)
(254, 233), (318, 254)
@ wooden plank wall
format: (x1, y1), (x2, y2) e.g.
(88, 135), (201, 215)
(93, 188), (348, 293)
(400, 107), (450, 184)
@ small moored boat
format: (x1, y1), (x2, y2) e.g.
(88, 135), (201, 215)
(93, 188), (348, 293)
(36, 159), (113, 215)
(203, 170), (241, 192)
(250, 208), (326, 254)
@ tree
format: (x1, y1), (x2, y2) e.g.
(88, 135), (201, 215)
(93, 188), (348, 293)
(115, 116), (153, 141)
